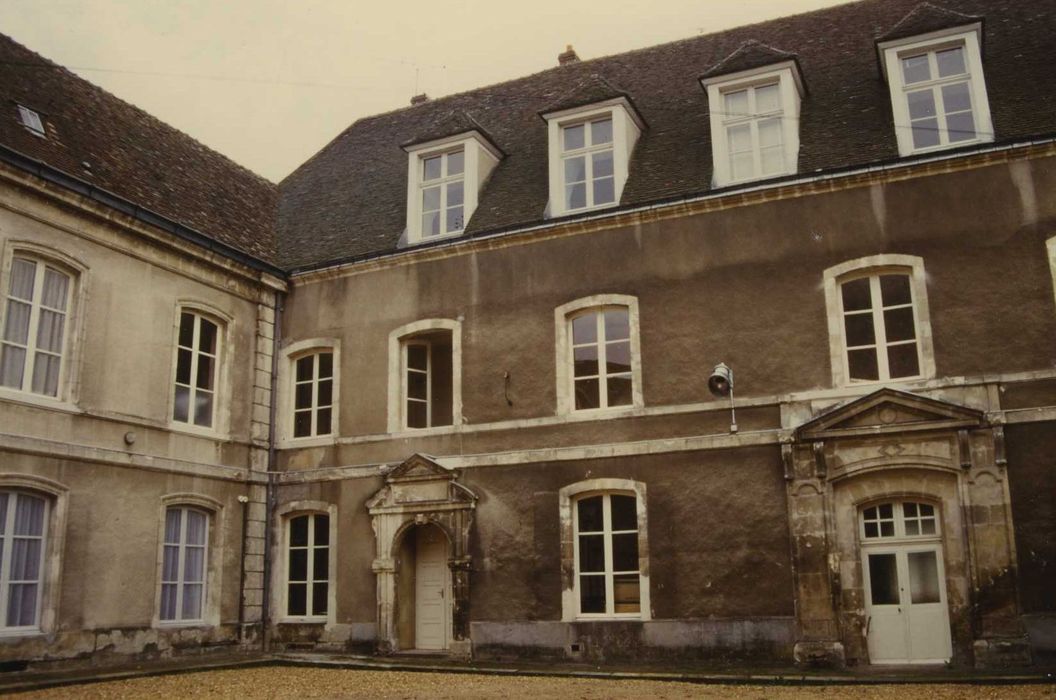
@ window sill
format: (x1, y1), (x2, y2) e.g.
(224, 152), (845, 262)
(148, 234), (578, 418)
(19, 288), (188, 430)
(574, 614), (644, 622)
(900, 137), (991, 159)
(278, 617), (328, 625)
(553, 201), (618, 218)
(0, 627), (43, 639)
(155, 620), (211, 629)
(279, 435), (337, 449)
(406, 230), (466, 247)
(566, 405), (639, 420)
(167, 421), (227, 441)
(0, 389), (81, 415)
(839, 375), (929, 389)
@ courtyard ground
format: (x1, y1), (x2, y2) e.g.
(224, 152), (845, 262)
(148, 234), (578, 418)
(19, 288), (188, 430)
(14, 667), (1056, 699)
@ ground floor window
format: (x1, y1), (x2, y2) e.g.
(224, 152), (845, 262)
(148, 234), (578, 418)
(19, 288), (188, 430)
(286, 513), (329, 618)
(574, 493), (641, 616)
(160, 506), (208, 622)
(0, 491), (47, 630)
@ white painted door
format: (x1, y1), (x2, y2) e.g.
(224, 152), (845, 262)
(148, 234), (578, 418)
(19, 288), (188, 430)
(864, 544), (952, 664)
(414, 527), (449, 650)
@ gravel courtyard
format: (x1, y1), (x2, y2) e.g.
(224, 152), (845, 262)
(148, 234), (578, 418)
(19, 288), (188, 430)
(15, 667), (1056, 699)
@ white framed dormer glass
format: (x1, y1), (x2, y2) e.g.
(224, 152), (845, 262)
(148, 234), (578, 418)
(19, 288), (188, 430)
(159, 505), (209, 624)
(701, 61), (803, 187)
(543, 98), (643, 218)
(879, 26), (993, 156)
(16, 105), (45, 137)
(285, 512), (330, 620)
(404, 131), (501, 245)
(823, 255), (936, 387)
(171, 308), (223, 431)
(554, 295), (643, 415)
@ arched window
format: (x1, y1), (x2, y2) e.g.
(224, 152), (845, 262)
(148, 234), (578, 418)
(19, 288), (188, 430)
(387, 319), (462, 432)
(0, 491), (48, 630)
(0, 254), (75, 398)
(861, 501), (940, 540)
(285, 512), (330, 619)
(292, 350), (335, 438)
(159, 505), (210, 623)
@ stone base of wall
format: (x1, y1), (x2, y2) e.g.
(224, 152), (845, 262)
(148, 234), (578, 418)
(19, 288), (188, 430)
(973, 637), (1033, 668)
(792, 640), (845, 668)
(269, 622), (375, 654)
(470, 618), (796, 663)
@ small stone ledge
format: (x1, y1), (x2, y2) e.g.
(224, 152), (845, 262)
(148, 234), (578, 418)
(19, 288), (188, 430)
(974, 637), (1032, 668)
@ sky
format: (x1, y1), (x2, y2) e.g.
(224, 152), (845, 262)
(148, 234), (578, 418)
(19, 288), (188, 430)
(0, 0), (854, 182)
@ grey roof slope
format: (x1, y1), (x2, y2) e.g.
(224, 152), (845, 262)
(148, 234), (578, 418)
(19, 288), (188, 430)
(699, 40), (799, 82)
(0, 34), (277, 264)
(877, 3), (983, 42)
(279, 0), (1056, 271)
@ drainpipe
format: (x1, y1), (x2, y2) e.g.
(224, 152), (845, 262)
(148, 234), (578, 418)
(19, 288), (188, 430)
(237, 494), (249, 641)
(261, 289), (285, 651)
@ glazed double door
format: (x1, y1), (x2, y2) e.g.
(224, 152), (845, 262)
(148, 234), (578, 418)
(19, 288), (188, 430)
(863, 544), (952, 664)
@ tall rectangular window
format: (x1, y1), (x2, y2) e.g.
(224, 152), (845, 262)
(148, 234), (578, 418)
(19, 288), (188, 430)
(286, 513), (329, 618)
(721, 83), (785, 182)
(293, 352), (334, 438)
(0, 492), (47, 630)
(159, 506), (208, 622)
(561, 118), (614, 211)
(575, 493), (640, 616)
(899, 46), (977, 150)
(840, 273), (921, 382)
(402, 332), (453, 429)
(173, 311), (219, 428)
(420, 149), (464, 238)
(1, 256), (71, 397)
(570, 307), (633, 411)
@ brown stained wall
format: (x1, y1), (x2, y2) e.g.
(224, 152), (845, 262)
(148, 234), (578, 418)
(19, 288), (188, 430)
(1004, 421), (1056, 614)
(281, 156), (1056, 455)
(460, 447), (793, 622)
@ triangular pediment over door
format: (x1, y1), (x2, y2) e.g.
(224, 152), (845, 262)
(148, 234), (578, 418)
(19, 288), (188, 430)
(796, 388), (986, 442)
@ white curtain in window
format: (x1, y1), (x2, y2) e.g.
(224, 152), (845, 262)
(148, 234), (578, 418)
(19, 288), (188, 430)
(4, 494), (45, 627)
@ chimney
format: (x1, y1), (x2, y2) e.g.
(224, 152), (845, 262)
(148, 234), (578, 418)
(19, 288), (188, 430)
(410, 93), (429, 106)
(558, 44), (580, 66)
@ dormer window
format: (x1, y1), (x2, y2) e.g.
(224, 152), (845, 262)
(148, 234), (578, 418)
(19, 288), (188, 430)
(701, 61), (803, 187)
(543, 98), (643, 218)
(878, 26), (993, 156)
(16, 105), (44, 137)
(403, 130), (501, 245)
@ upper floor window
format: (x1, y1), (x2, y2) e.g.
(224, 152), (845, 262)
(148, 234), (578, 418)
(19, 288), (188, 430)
(1, 255), (73, 398)
(402, 332), (453, 429)
(403, 131), (501, 245)
(823, 255), (936, 387)
(0, 491), (48, 631)
(543, 99), (643, 218)
(172, 310), (221, 429)
(879, 27), (993, 156)
(16, 105), (44, 137)
(159, 505), (208, 623)
(701, 62), (803, 187)
(286, 513), (330, 619)
(293, 351), (334, 439)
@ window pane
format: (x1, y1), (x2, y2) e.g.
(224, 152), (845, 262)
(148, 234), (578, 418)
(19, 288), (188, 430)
(10, 540), (40, 580)
(868, 553), (899, 605)
(407, 400), (428, 428)
(611, 533), (639, 572)
(173, 385), (190, 422)
(577, 496), (603, 532)
(603, 308), (629, 340)
(446, 150), (464, 176)
(908, 551), (941, 604)
(580, 575), (605, 613)
(571, 314), (597, 345)
(295, 355), (313, 382)
(406, 344), (428, 371)
(407, 370), (428, 400)
(314, 515), (329, 546)
(901, 54), (931, 84)
(0, 345), (26, 389)
(182, 584), (202, 620)
(573, 345), (598, 377)
(613, 574), (640, 613)
(31, 354), (60, 396)
(287, 583), (307, 616)
(316, 407), (332, 435)
(884, 307), (916, 342)
(879, 503), (892, 519)
(758, 119), (783, 150)
(41, 269), (69, 311)
(295, 382), (313, 410)
(606, 375), (633, 407)
(566, 182), (587, 210)
(755, 84), (781, 113)
(446, 205), (464, 232)
(887, 343), (920, 378)
(8, 258), (36, 300)
(912, 117), (941, 149)
(198, 319), (217, 355)
(578, 533), (604, 572)
(313, 547), (329, 581)
(841, 278), (872, 312)
(936, 46), (966, 77)
(317, 379), (333, 407)
(421, 211), (440, 237)
(178, 312), (194, 348)
(864, 521), (879, 538)
(848, 348), (879, 381)
(946, 110), (976, 142)
(160, 583), (178, 621)
(422, 155), (441, 180)
(727, 123), (751, 152)
(605, 341), (631, 374)
(724, 89), (748, 117)
(290, 548), (308, 581)
(421, 185), (441, 211)
(879, 275), (911, 306)
(574, 378), (599, 410)
(447, 180), (464, 206)
(730, 151), (753, 182)
(290, 515), (309, 547)
(317, 352), (333, 379)
(3, 300), (31, 344)
(174, 348), (192, 385)
(844, 313), (875, 347)
(760, 146), (785, 176)
(906, 519), (920, 536)
(195, 355), (214, 391)
(312, 582), (328, 616)
(164, 507), (182, 544)
(193, 391), (213, 427)
(184, 547), (204, 583)
(593, 177), (615, 205)
(610, 495), (637, 531)
(907, 89), (936, 120)
(564, 156), (586, 184)
(592, 150), (614, 179)
(563, 124), (585, 151)
(186, 510), (207, 545)
(7, 583), (36, 626)
(294, 411), (312, 437)
(590, 119), (612, 145)
(941, 82), (972, 114)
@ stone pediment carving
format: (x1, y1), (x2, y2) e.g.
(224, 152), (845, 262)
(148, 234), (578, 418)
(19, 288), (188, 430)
(796, 388), (985, 442)
(367, 453), (477, 513)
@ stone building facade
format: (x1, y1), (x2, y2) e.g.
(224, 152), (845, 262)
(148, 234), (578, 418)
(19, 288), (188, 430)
(0, 0), (1054, 672)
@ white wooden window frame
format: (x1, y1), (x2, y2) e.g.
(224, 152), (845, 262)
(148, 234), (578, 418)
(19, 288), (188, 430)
(554, 294), (643, 416)
(402, 338), (432, 429)
(823, 255), (936, 387)
(543, 98), (642, 218)
(274, 501), (338, 626)
(0, 491), (48, 633)
(404, 132), (501, 245)
(558, 478), (650, 622)
(386, 319), (462, 434)
(860, 500), (942, 543)
(158, 506), (209, 624)
(879, 26), (993, 157)
(702, 62), (803, 187)
(167, 303), (231, 437)
(278, 339), (340, 447)
(284, 512), (330, 621)
(16, 105), (44, 137)
(558, 117), (615, 212)
(153, 494), (223, 628)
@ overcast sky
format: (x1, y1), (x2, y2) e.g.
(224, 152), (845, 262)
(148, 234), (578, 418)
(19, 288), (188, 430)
(1, 0), (853, 182)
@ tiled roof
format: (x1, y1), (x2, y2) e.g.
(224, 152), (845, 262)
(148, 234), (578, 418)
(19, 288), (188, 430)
(279, 0), (1056, 271)
(699, 40), (799, 82)
(0, 34), (277, 264)
(540, 73), (632, 116)
(877, 3), (983, 43)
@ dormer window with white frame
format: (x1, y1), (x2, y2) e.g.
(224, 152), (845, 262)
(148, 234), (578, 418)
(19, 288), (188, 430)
(543, 98), (643, 218)
(701, 61), (803, 187)
(403, 132), (501, 245)
(879, 25), (993, 157)
(16, 105), (44, 138)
